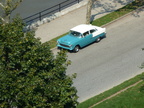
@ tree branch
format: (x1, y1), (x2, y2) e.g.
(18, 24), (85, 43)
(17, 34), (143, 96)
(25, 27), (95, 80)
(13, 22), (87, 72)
(11, 0), (24, 12)
(0, 16), (5, 22)
(0, 2), (5, 8)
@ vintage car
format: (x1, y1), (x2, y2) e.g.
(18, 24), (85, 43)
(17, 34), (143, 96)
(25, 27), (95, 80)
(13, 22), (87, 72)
(57, 24), (106, 52)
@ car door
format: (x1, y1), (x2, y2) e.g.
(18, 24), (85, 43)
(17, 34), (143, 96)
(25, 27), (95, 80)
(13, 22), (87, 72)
(90, 29), (97, 42)
(80, 31), (93, 47)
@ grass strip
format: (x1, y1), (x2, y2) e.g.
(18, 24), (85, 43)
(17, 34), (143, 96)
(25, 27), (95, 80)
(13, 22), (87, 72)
(91, 8), (132, 26)
(47, 33), (68, 48)
(93, 79), (144, 108)
(77, 73), (144, 108)
(89, 80), (143, 108)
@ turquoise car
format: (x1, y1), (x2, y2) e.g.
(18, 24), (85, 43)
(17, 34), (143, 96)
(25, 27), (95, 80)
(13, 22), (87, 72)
(57, 24), (106, 52)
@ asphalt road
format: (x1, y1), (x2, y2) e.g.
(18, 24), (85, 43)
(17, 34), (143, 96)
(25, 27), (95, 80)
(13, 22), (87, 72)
(54, 11), (144, 102)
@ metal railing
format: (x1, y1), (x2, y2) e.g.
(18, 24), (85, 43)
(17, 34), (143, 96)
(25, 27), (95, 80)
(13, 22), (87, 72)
(23, 0), (83, 24)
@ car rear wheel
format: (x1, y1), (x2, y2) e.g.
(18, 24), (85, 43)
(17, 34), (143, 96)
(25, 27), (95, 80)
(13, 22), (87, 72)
(73, 45), (79, 53)
(96, 37), (101, 42)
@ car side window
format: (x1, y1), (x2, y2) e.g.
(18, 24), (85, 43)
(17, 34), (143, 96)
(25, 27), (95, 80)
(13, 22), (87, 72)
(83, 31), (89, 37)
(90, 29), (96, 34)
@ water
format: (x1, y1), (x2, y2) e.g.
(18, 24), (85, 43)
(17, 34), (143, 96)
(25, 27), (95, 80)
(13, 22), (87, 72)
(11, 0), (66, 18)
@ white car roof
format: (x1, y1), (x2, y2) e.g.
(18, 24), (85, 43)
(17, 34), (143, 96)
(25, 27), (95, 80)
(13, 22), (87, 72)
(70, 24), (97, 34)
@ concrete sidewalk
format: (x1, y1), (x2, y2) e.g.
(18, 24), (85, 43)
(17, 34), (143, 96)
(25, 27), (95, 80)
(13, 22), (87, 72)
(35, 0), (132, 43)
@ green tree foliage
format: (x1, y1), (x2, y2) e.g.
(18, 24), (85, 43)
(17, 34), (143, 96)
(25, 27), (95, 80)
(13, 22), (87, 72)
(0, 18), (78, 108)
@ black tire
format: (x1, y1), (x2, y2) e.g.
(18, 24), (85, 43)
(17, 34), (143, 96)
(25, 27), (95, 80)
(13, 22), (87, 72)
(73, 45), (80, 53)
(96, 37), (101, 43)
(57, 47), (61, 50)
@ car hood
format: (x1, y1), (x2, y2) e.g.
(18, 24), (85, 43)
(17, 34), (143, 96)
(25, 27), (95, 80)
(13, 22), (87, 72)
(58, 34), (80, 45)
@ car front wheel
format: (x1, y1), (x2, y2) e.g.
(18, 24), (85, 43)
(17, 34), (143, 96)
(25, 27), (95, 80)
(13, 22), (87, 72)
(73, 45), (79, 53)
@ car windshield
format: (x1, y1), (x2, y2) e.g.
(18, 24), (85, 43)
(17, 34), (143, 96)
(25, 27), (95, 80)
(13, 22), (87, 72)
(70, 30), (81, 37)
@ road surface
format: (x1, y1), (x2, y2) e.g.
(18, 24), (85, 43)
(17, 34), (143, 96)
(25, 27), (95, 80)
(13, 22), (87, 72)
(54, 11), (144, 102)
